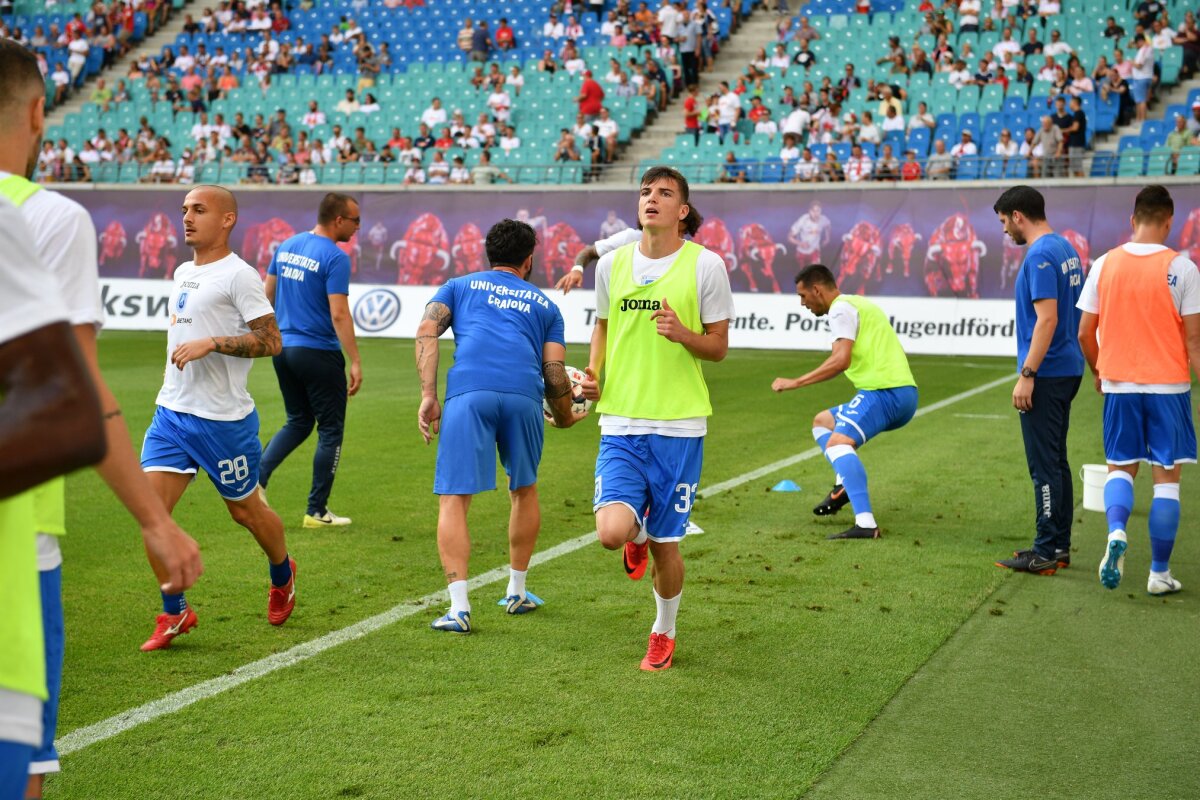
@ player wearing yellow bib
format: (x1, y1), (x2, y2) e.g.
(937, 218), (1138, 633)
(580, 167), (734, 671)
(772, 265), (919, 539)
(0, 194), (106, 800)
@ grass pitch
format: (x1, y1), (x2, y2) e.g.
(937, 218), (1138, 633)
(47, 333), (1197, 799)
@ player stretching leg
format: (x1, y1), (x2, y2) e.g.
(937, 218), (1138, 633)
(580, 166), (733, 671)
(772, 265), (919, 539)
(1077, 185), (1200, 594)
(140, 186), (296, 651)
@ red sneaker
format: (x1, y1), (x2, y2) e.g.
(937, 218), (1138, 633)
(140, 608), (198, 652)
(623, 540), (649, 581)
(268, 558), (297, 626)
(639, 632), (676, 671)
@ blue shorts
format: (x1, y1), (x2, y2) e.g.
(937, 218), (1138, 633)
(1103, 391), (1197, 468)
(594, 435), (704, 543)
(829, 386), (919, 446)
(141, 406), (262, 501)
(29, 567), (62, 776)
(434, 391), (544, 494)
(1130, 78), (1151, 104)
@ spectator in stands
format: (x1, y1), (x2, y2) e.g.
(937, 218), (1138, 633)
(360, 94), (381, 115)
(472, 150), (512, 184)
(716, 150), (747, 183)
(595, 108), (619, 161)
(1037, 0), (1061, 20)
(1103, 16), (1126, 40)
(422, 150), (448, 184)
(449, 156), (471, 184)
(858, 111), (881, 145)
(844, 144), (872, 182)
(716, 81), (741, 143)
(421, 97), (448, 130)
(926, 138), (953, 179)
(1037, 55), (1059, 83)
(778, 132), (800, 165)
(791, 147), (820, 181)
(496, 18), (516, 50)
(900, 149), (922, 180)
(1067, 64), (1094, 97)
(902, 101), (932, 135)
(879, 104), (905, 137)
(1099, 68), (1132, 125)
(1063, 95), (1088, 177)
(949, 130), (977, 171)
(335, 89), (360, 116)
(498, 125), (521, 155)
(873, 144), (898, 180)
(544, 13), (565, 39)
(1021, 28), (1043, 57)
(469, 20), (492, 62)
(50, 61), (71, 105)
(457, 18), (475, 53)
(1175, 12), (1198, 78)
(555, 129), (581, 162)
(564, 14), (584, 39)
(404, 156), (427, 184)
(413, 123), (434, 151)
(1044, 29), (1072, 58)
(1165, 113), (1196, 170)
(821, 150), (845, 181)
(1018, 126), (1036, 158)
(1030, 115), (1062, 177)
(958, 0), (982, 32)
(563, 43), (587, 75)
(357, 43), (382, 90)
(1186, 100), (1200, 136)
(577, 70), (605, 122)
(994, 127), (1018, 162)
(66, 30), (90, 82)
(1134, 0), (1163, 29)
(538, 49), (559, 74)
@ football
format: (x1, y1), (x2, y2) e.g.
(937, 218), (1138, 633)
(543, 365), (592, 425)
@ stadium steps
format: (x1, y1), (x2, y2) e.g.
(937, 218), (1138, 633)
(596, 4), (782, 182)
(42, 1), (195, 132)
(1092, 74), (1200, 154)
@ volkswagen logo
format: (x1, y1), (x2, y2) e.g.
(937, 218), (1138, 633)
(353, 289), (401, 333)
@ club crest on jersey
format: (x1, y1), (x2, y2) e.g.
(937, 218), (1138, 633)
(176, 292), (189, 311)
(619, 298), (661, 312)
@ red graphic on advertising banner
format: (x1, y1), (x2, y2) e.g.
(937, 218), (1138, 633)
(1180, 209), (1200, 265)
(1060, 228), (1092, 275)
(542, 222), (585, 286)
(241, 217), (296, 278)
(736, 223), (783, 294)
(135, 213), (178, 279)
(925, 213), (986, 299)
(886, 223), (922, 279)
(98, 219), (127, 267)
(1001, 233), (1024, 291)
(451, 223), (486, 276)
(337, 232), (360, 276)
(838, 221), (883, 295)
(391, 212), (451, 285)
(693, 218), (738, 275)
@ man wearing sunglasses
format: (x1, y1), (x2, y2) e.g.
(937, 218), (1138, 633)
(261, 192), (364, 528)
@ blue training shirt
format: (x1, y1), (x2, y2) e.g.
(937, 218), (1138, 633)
(267, 231), (351, 350)
(1014, 232), (1085, 377)
(430, 270), (565, 403)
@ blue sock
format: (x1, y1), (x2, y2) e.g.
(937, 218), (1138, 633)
(269, 554), (293, 587)
(161, 592), (187, 615)
(827, 444), (872, 515)
(1103, 472), (1134, 534)
(812, 426), (833, 452)
(1148, 484), (1181, 573)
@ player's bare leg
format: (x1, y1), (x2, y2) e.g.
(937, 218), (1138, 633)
(140, 471), (198, 650)
(226, 491), (296, 625)
(596, 502), (650, 581)
(642, 540), (684, 671)
(503, 484), (543, 613)
(143, 471), (192, 585)
(432, 494), (474, 631)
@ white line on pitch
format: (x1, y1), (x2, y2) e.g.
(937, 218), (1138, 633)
(56, 372), (1012, 758)
(953, 413), (1008, 420)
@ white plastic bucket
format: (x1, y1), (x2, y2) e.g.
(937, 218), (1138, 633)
(1080, 464), (1107, 512)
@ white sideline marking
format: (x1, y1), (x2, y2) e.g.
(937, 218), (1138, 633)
(953, 413), (1008, 420)
(57, 371), (1012, 757)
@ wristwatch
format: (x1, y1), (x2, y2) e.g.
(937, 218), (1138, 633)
(1020, 366), (1037, 378)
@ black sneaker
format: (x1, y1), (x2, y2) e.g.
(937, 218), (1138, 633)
(1010, 548), (1070, 568)
(995, 550), (1058, 575)
(827, 525), (881, 540)
(813, 484), (851, 516)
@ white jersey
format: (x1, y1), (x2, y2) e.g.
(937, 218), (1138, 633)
(790, 213), (831, 255)
(595, 241), (735, 438)
(0, 172), (104, 330)
(599, 217), (630, 240)
(1077, 242), (1200, 394)
(595, 226), (643, 257)
(156, 252), (275, 421)
(0, 198), (67, 343)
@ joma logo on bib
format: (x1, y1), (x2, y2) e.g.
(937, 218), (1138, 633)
(619, 298), (661, 312)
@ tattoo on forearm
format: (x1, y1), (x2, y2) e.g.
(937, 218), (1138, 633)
(543, 361), (572, 400)
(415, 335), (439, 393)
(421, 302), (452, 336)
(211, 315), (281, 359)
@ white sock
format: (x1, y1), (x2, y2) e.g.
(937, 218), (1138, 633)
(632, 528), (648, 546)
(506, 568), (527, 598)
(856, 512), (877, 529)
(1150, 569), (1173, 580)
(651, 588), (681, 638)
(448, 580), (470, 615)
(835, 473), (844, 485)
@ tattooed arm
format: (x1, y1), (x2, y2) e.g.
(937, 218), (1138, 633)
(170, 314), (283, 369)
(542, 342), (588, 428)
(416, 302), (452, 444)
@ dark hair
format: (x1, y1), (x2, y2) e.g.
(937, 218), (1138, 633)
(0, 40), (44, 119)
(317, 192), (357, 225)
(639, 165), (690, 204)
(683, 204), (703, 237)
(795, 264), (837, 288)
(992, 185), (1046, 221)
(486, 219), (538, 269)
(1133, 184), (1173, 225)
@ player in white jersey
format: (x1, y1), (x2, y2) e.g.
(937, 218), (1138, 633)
(598, 209), (630, 240)
(788, 201), (832, 267)
(554, 205), (703, 294)
(138, 185), (295, 652)
(0, 39), (203, 798)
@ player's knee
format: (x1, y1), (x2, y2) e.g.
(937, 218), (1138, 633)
(596, 519), (631, 550)
(826, 433), (858, 449)
(228, 501), (257, 529)
(813, 410), (835, 429)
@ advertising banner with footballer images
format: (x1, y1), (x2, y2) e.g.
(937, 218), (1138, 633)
(78, 184), (1200, 356)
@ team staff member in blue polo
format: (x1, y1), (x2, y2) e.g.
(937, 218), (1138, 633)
(261, 193), (363, 528)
